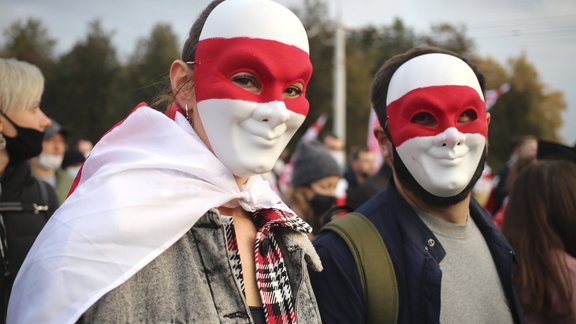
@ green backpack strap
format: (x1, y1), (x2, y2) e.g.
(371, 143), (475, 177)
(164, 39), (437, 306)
(321, 212), (398, 324)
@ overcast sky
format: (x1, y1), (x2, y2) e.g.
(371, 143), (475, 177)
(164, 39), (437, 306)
(1, 0), (574, 145)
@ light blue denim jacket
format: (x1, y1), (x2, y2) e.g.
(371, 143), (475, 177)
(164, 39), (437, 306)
(80, 209), (323, 323)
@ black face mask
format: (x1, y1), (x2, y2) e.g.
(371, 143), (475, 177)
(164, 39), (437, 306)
(2, 112), (44, 165)
(309, 194), (337, 218)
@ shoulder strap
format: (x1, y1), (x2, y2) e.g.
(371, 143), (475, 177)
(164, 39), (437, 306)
(321, 212), (398, 324)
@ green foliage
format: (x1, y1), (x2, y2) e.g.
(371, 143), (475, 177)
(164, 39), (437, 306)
(0, 7), (567, 169)
(44, 20), (120, 142)
(124, 23), (180, 108)
(1, 18), (56, 70)
(476, 54), (567, 171)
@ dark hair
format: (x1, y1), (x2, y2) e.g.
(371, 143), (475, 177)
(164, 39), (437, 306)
(370, 46), (486, 129)
(181, 0), (225, 63)
(502, 160), (576, 321)
(153, 0), (225, 107)
(510, 134), (537, 152)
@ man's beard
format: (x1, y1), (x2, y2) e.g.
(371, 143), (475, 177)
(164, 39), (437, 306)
(392, 146), (487, 207)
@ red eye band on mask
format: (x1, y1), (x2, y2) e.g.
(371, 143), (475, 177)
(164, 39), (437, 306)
(194, 37), (313, 116)
(386, 85), (487, 146)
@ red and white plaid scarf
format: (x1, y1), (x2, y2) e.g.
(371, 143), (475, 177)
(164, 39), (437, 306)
(226, 208), (311, 324)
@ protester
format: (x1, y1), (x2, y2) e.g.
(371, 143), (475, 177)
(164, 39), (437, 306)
(491, 155), (536, 228)
(346, 159), (392, 210)
(310, 47), (523, 323)
(502, 160), (576, 323)
(29, 119), (74, 204)
(486, 134), (537, 215)
(343, 146), (377, 191)
(283, 140), (342, 238)
(8, 1), (322, 323)
(61, 147), (86, 179)
(0, 58), (58, 322)
(319, 131), (346, 172)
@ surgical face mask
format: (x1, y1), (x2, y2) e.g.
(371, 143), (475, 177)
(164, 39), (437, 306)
(38, 152), (63, 171)
(2, 113), (44, 165)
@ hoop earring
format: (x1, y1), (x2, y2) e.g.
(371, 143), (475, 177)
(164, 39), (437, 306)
(185, 104), (194, 127)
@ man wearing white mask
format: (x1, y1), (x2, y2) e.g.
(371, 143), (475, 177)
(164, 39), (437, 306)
(310, 47), (523, 324)
(29, 119), (74, 204)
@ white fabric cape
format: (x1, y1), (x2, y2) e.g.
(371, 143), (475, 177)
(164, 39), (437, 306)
(7, 106), (295, 324)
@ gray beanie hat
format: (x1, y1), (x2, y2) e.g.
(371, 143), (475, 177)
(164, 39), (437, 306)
(291, 140), (342, 187)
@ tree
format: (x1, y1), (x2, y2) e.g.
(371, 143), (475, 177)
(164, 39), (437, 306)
(0, 18), (56, 70)
(420, 23), (475, 58)
(47, 20), (120, 142)
(123, 23), (180, 109)
(476, 54), (567, 170)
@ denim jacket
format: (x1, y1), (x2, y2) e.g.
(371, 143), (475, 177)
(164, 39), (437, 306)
(81, 209), (323, 323)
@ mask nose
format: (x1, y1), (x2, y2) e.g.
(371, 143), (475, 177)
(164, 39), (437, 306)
(252, 101), (290, 127)
(434, 127), (465, 148)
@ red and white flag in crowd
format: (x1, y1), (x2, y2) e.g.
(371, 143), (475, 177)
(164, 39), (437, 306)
(485, 83), (510, 111)
(367, 109), (383, 170)
(301, 114), (327, 142)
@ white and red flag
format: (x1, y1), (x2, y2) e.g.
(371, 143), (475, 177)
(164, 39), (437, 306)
(301, 114), (327, 142)
(9, 105), (295, 324)
(485, 83), (510, 111)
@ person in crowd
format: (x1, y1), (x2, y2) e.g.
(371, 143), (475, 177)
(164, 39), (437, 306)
(29, 119), (74, 204)
(283, 140), (342, 239)
(486, 134), (537, 215)
(502, 160), (576, 323)
(319, 131), (346, 172)
(8, 1), (322, 323)
(61, 147), (86, 180)
(0, 58), (58, 322)
(309, 46), (523, 323)
(491, 155), (536, 228)
(346, 157), (392, 210)
(343, 146), (377, 191)
(75, 138), (93, 158)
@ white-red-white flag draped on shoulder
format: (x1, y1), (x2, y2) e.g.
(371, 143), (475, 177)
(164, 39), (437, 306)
(8, 105), (294, 324)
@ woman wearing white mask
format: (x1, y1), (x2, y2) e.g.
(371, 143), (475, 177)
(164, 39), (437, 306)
(8, 1), (322, 323)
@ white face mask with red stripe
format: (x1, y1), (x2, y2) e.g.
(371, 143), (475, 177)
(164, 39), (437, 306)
(386, 53), (487, 197)
(194, 0), (312, 177)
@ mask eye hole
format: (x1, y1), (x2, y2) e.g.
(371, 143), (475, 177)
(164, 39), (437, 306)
(458, 109), (478, 124)
(411, 112), (437, 127)
(230, 72), (261, 94)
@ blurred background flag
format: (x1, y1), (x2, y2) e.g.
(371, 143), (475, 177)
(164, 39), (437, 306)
(485, 83), (511, 111)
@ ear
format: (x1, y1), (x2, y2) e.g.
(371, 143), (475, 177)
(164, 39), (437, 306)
(170, 60), (193, 104)
(374, 125), (394, 164)
(486, 112), (491, 126)
(374, 125), (390, 149)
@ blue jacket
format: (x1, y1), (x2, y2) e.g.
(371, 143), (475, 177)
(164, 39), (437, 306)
(309, 180), (523, 324)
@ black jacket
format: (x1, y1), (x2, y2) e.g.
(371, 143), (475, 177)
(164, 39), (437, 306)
(1, 162), (58, 322)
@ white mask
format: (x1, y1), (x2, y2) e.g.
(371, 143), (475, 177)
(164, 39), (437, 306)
(386, 53), (488, 197)
(38, 153), (63, 171)
(193, 0), (312, 177)
(198, 99), (305, 177)
(396, 127), (486, 197)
